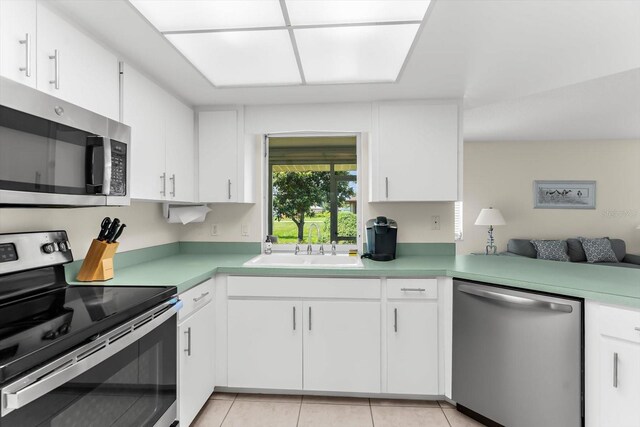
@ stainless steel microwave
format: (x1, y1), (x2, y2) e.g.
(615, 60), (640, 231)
(0, 77), (130, 207)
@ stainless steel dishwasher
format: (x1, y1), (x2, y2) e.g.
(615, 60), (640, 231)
(452, 280), (583, 427)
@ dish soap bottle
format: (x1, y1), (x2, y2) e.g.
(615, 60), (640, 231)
(264, 235), (273, 255)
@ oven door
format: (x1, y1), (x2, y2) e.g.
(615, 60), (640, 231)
(0, 300), (180, 427)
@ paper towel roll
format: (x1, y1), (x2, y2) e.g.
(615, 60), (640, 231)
(164, 205), (211, 224)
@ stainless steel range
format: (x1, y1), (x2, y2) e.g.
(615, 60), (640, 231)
(0, 231), (181, 427)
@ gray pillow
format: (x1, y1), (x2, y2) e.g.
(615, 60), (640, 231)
(578, 237), (619, 263)
(530, 240), (570, 262)
(566, 238), (587, 262)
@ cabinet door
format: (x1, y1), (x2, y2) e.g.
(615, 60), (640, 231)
(198, 110), (238, 203)
(179, 301), (216, 427)
(598, 336), (640, 427)
(166, 97), (195, 202)
(122, 65), (167, 201)
(375, 102), (458, 201)
(303, 300), (380, 393)
(228, 299), (302, 389)
(387, 301), (439, 395)
(0, 0), (37, 87)
(36, 2), (118, 119)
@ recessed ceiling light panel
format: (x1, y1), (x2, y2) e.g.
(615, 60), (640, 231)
(130, 0), (284, 32)
(166, 30), (301, 86)
(285, 0), (430, 26)
(294, 24), (420, 84)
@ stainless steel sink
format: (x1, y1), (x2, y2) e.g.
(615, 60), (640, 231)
(243, 254), (364, 268)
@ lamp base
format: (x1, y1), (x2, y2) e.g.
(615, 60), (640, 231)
(484, 225), (497, 255)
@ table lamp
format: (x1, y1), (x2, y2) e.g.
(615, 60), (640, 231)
(475, 207), (506, 255)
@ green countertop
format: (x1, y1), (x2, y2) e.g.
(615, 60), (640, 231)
(67, 249), (640, 308)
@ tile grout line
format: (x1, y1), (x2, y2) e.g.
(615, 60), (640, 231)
(218, 394), (236, 427)
(369, 398), (376, 427)
(295, 397), (303, 427)
(442, 407), (453, 427)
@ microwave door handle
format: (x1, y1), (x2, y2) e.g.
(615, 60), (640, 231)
(102, 137), (111, 196)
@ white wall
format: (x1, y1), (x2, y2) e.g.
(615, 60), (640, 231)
(458, 140), (640, 254)
(182, 102), (455, 245)
(0, 202), (181, 257)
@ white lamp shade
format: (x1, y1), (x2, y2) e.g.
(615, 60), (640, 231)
(475, 208), (506, 226)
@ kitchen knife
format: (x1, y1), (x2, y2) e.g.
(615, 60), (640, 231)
(104, 218), (120, 242)
(109, 224), (126, 243)
(97, 217), (111, 241)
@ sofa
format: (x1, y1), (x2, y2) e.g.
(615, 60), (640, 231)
(507, 238), (640, 268)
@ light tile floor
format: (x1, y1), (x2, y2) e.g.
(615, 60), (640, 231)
(193, 393), (487, 427)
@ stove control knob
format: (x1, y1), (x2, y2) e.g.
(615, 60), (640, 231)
(42, 243), (55, 254)
(58, 241), (69, 252)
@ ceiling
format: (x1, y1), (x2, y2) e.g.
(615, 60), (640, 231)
(51, 0), (640, 140)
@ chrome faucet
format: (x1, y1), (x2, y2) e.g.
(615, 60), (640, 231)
(294, 240), (301, 255)
(331, 241), (337, 255)
(307, 223), (321, 255)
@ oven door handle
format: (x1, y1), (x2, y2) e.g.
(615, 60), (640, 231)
(1, 298), (182, 416)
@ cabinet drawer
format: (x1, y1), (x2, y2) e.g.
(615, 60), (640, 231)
(599, 305), (640, 343)
(228, 276), (380, 299)
(387, 278), (437, 299)
(179, 279), (215, 321)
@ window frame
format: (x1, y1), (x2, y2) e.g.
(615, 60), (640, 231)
(263, 131), (363, 253)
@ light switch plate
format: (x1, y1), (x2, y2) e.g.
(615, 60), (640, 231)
(241, 224), (249, 236)
(211, 224), (218, 236)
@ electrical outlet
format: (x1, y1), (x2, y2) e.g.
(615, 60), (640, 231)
(241, 224), (249, 236)
(431, 216), (441, 230)
(211, 224), (218, 236)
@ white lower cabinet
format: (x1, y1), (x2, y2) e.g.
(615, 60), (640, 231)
(178, 281), (216, 427)
(303, 300), (381, 393)
(227, 300), (303, 390)
(587, 302), (640, 427)
(387, 301), (439, 395)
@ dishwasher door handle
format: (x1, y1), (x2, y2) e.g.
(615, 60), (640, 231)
(458, 284), (573, 313)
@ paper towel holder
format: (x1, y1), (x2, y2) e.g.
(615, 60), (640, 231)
(163, 203), (211, 224)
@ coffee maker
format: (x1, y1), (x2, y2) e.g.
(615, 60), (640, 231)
(362, 216), (398, 261)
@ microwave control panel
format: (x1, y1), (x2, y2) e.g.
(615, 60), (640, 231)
(110, 141), (127, 196)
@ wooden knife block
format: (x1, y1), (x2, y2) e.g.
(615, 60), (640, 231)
(76, 239), (119, 282)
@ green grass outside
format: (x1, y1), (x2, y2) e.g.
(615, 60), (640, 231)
(272, 220), (328, 243)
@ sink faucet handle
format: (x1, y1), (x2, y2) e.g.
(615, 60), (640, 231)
(306, 243), (313, 255)
(319, 244), (325, 255)
(294, 240), (301, 255)
(331, 241), (337, 255)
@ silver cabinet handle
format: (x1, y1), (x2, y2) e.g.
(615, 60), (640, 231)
(613, 352), (618, 388)
(293, 306), (296, 331)
(401, 288), (426, 292)
(385, 177), (389, 198)
(184, 327), (192, 356)
(169, 174), (176, 197)
(308, 306), (312, 331)
(227, 179), (232, 200)
(394, 308), (398, 332)
(18, 33), (31, 77)
(160, 172), (166, 196)
(193, 292), (209, 303)
(49, 49), (60, 89)
(458, 284), (573, 313)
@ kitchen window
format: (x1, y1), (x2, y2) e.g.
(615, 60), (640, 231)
(266, 135), (359, 248)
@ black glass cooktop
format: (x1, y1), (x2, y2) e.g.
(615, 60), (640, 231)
(0, 283), (177, 385)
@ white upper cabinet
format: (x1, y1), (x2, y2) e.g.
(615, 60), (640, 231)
(36, 2), (119, 120)
(122, 64), (195, 202)
(0, 0), (37, 88)
(122, 64), (167, 201)
(198, 110), (239, 203)
(370, 101), (460, 202)
(165, 94), (195, 203)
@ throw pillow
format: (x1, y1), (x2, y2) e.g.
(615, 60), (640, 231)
(578, 237), (619, 263)
(530, 240), (570, 262)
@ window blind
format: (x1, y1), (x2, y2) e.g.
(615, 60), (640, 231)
(454, 201), (463, 241)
